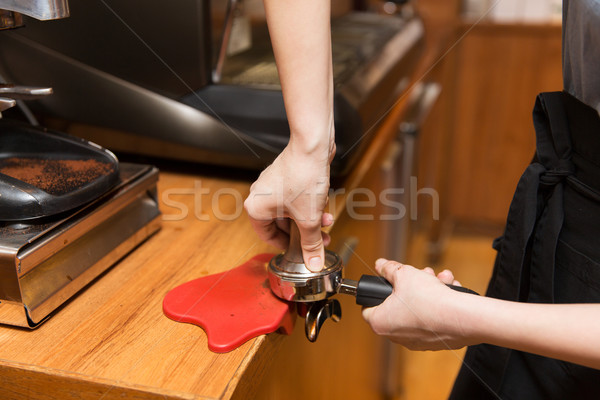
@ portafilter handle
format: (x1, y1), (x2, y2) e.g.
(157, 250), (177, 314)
(339, 275), (479, 307)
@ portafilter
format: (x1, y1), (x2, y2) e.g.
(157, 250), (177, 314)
(268, 220), (478, 342)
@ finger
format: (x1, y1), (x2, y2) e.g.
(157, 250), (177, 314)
(423, 267), (435, 276)
(322, 231), (331, 247)
(374, 258), (389, 275)
(275, 218), (291, 235)
(244, 194), (278, 221)
(296, 220), (325, 272)
(321, 212), (334, 227)
(436, 269), (455, 285)
(453, 279), (462, 287)
(374, 258), (404, 285)
(248, 216), (289, 249)
(329, 143), (337, 163)
(361, 306), (374, 322)
(362, 305), (388, 337)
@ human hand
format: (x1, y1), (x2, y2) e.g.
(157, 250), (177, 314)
(362, 259), (475, 350)
(244, 141), (335, 271)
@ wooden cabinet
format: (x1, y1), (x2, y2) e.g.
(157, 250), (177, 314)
(416, 21), (563, 254)
(446, 23), (563, 226)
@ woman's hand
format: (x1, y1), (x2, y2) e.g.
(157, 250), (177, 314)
(245, 0), (335, 271)
(244, 141), (335, 271)
(362, 259), (475, 351)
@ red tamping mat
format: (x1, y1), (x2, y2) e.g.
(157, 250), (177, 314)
(162, 253), (296, 353)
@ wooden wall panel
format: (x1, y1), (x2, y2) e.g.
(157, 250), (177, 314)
(447, 23), (562, 225)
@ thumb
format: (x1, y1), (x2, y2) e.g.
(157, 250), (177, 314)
(362, 306), (374, 322)
(296, 220), (325, 272)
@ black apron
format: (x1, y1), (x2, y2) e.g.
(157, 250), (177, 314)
(449, 91), (600, 400)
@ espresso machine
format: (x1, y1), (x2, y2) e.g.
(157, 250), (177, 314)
(0, 0), (425, 177)
(0, 1), (161, 328)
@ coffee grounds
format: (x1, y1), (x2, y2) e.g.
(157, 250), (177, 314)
(0, 157), (116, 196)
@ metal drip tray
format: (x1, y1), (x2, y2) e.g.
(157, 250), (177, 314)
(0, 163), (161, 328)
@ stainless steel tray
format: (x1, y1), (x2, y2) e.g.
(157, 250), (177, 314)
(0, 163), (161, 328)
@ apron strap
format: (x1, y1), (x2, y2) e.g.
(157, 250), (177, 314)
(528, 92), (574, 303)
(487, 91), (574, 303)
(534, 92), (573, 173)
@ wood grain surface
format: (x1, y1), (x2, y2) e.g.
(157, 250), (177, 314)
(447, 22), (563, 225)
(0, 173), (280, 400)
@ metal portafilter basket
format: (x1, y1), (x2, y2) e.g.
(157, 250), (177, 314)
(268, 221), (478, 342)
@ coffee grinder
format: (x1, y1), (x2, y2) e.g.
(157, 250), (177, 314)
(0, 1), (161, 328)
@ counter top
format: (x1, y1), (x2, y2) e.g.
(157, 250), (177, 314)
(0, 172), (278, 399)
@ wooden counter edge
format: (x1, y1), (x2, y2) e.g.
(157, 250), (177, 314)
(222, 333), (287, 400)
(0, 358), (211, 400)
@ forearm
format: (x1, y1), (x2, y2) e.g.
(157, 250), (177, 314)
(263, 0), (334, 155)
(454, 295), (600, 369)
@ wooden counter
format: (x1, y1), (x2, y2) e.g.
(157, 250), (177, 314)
(0, 171), (274, 399)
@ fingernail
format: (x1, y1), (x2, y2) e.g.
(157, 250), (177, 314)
(309, 256), (322, 271)
(375, 258), (388, 268)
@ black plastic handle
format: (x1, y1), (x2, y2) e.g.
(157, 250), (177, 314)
(356, 275), (393, 307)
(355, 275), (479, 307)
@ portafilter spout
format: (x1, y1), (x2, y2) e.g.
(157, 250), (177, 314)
(267, 220), (343, 342)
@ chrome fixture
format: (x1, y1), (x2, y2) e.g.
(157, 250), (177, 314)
(0, 0), (69, 21)
(0, 0), (66, 113)
(0, 83), (53, 118)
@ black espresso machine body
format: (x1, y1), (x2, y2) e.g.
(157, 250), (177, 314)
(0, 0), (424, 177)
